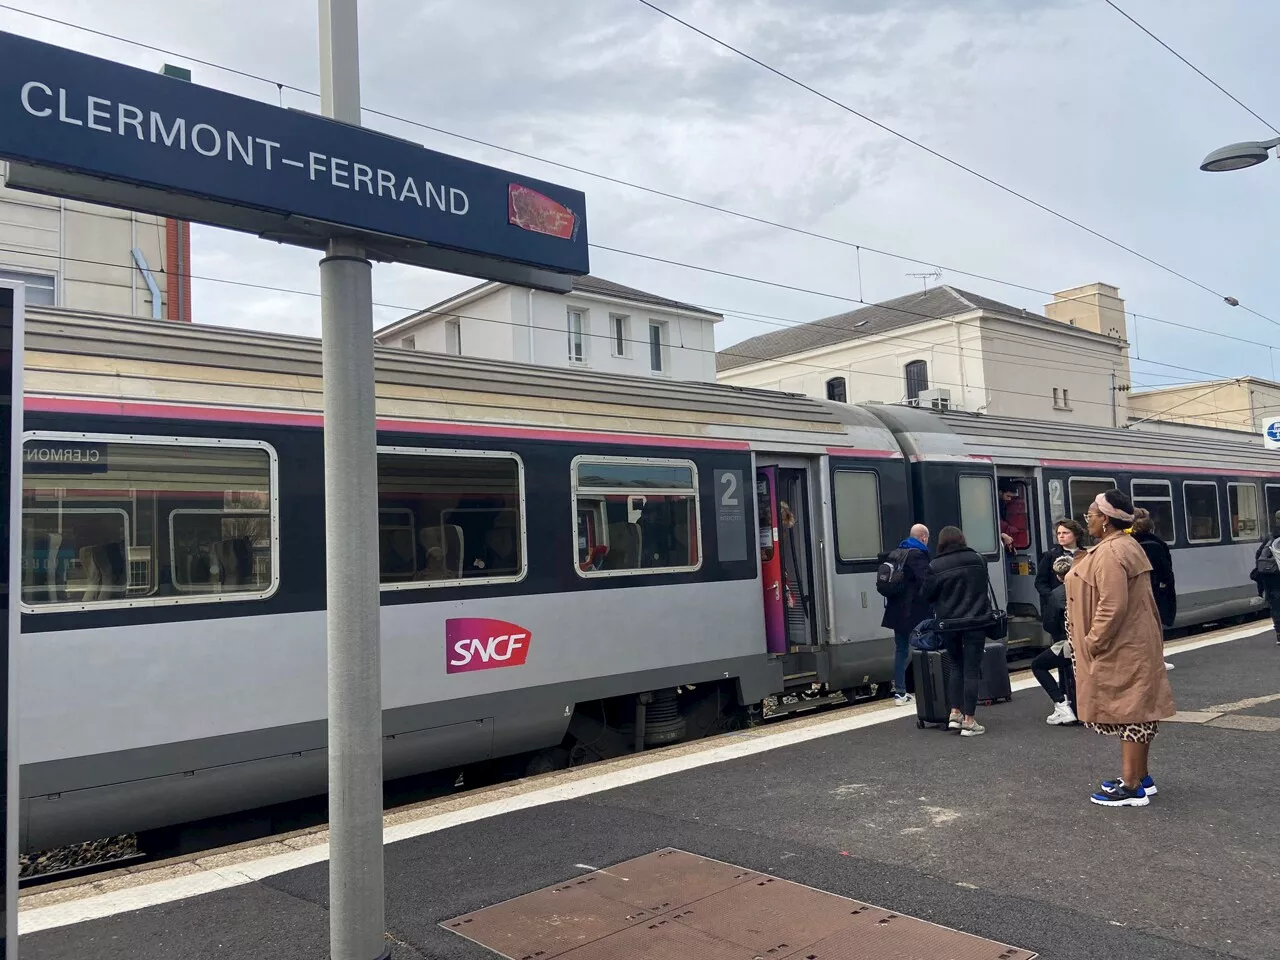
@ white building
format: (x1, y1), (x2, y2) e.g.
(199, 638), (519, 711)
(717, 282), (1132, 428)
(375, 275), (722, 382)
(0, 161), (189, 321)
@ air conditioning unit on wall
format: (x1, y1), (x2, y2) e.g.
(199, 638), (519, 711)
(917, 388), (951, 411)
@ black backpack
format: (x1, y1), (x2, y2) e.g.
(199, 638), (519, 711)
(1256, 538), (1280, 577)
(876, 547), (911, 598)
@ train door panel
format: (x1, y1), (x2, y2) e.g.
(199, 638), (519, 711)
(755, 461), (821, 651)
(997, 472), (1040, 618)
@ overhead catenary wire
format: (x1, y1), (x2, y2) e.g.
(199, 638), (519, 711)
(632, 0), (1278, 326)
(1104, 0), (1280, 137)
(0, 240), (1243, 395)
(1, 1), (1277, 344)
(2, 242), (1247, 416)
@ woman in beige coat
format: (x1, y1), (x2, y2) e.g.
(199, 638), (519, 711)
(1065, 488), (1175, 808)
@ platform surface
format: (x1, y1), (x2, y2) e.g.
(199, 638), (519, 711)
(19, 626), (1279, 960)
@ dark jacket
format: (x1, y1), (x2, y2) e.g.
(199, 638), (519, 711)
(922, 544), (992, 628)
(1034, 544), (1078, 605)
(1041, 582), (1067, 644)
(1132, 531), (1177, 629)
(1249, 535), (1280, 596)
(880, 538), (932, 634)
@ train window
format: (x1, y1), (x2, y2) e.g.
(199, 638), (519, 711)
(1228, 483), (1261, 541)
(1068, 477), (1115, 527)
(20, 434), (277, 610)
(1131, 480), (1175, 544)
(958, 474), (997, 555)
(833, 470), (882, 561)
(573, 456), (700, 577)
(377, 448), (525, 589)
(1183, 481), (1222, 544)
(1267, 484), (1280, 531)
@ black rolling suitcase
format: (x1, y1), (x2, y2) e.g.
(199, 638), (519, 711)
(975, 639), (1012, 704)
(911, 647), (952, 729)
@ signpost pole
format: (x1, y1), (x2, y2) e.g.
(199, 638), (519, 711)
(317, 3), (386, 959)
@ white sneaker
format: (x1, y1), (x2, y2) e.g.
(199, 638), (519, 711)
(1164, 661), (1174, 670)
(1047, 700), (1077, 725)
(893, 693), (915, 706)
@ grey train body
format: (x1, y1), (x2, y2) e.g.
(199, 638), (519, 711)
(15, 310), (1279, 852)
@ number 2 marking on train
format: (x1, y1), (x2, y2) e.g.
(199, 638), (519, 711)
(720, 472), (739, 505)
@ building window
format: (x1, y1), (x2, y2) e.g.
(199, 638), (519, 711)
(573, 457), (700, 576)
(904, 360), (928, 402)
(958, 474), (997, 555)
(1228, 482), (1260, 540)
(649, 321), (665, 373)
(567, 309), (585, 363)
(400, 335), (416, 351)
(1131, 479), (1175, 543)
(21, 434), (277, 610)
(445, 319), (461, 356)
(377, 448), (525, 588)
(1183, 481), (1222, 543)
(611, 315), (629, 357)
(0, 267), (56, 306)
(826, 377), (847, 403)
(832, 470), (881, 560)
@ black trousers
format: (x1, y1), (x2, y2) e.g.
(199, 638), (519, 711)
(1267, 587), (1280, 636)
(1032, 647), (1068, 703)
(943, 630), (985, 717)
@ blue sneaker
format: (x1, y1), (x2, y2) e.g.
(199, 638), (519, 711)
(1090, 783), (1148, 807)
(1100, 774), (1156, 796)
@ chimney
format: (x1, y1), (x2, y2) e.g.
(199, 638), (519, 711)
(160, 63), (193, 322)
(1044, 283), (1127, 341)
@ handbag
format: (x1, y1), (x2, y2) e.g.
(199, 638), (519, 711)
(983, 579), (1008, 641)
(908, 617), (943, 651)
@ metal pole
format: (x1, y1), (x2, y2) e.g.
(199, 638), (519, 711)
(318, 3), (386, 959)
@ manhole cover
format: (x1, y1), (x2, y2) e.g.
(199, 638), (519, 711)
(442, 848), (1036, 959)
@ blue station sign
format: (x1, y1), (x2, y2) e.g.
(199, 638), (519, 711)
(0, 31), (588, 287)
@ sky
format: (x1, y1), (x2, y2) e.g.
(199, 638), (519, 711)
(3, 0), (1280, 394)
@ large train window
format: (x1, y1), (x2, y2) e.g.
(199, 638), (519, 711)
(1183, 481), (1222, 543)
(958, 474), (997, 555)
(572, 456), (701, 577)
(1131, 480), (1175, 544)
(1228, 482), (1261, 541)
(1068, 477), (1115, 527)
(833, 470), (882, 561)
(377, 447), (525, 589)
(20, 434), (278, 610)
(1267, 484), (1280, 531)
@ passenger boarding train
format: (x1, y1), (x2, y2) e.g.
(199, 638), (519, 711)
(14, 309), (1280, 852)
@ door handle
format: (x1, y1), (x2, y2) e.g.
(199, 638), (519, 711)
(767, 579), (780, 600)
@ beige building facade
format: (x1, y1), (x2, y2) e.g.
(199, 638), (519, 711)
(1128, 377), (1280, 436)
(717, 283), (1131, 428)
(0, 162), (177, 319)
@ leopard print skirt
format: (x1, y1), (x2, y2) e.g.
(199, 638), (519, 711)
(1066, 621), (1160, 744)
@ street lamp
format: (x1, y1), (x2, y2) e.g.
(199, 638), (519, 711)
(1200, 137), (1280, 172)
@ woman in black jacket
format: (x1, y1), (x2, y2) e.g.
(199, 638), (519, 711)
(1129, 509), (1176, 632)
(1034, 518), (1086, 608)
(922, 526), (993, 737)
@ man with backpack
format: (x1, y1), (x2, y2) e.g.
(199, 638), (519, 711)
(1249, 515), (1280, 643)
(878, 524), (932, 705)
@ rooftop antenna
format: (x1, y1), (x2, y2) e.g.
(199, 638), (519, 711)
(906, 269), (942, 290)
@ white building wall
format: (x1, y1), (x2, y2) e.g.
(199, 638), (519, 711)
(978, 319), (1127, 427)
(718, 319), (986, 411)
(0, 164), (167, 317)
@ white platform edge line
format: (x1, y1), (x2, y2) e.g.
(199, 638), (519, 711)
(19, 621), (1267, 934)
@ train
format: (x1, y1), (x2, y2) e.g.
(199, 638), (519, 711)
(14, 307), (1280, 853)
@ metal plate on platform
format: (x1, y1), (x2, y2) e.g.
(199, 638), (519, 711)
(441, 848), (1037, 959)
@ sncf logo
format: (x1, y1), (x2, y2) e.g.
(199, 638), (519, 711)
(445, 618), (532, 674)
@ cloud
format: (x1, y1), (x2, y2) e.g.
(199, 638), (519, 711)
(2, 0), (1279, 392)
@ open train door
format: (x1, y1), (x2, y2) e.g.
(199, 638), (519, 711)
(1, 281), (22, 957)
